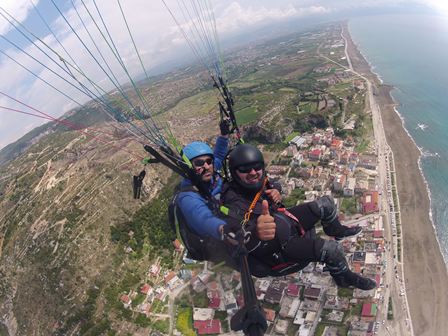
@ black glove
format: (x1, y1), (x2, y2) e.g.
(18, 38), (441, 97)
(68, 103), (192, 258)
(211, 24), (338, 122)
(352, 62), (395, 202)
(219, 118), (231, 136)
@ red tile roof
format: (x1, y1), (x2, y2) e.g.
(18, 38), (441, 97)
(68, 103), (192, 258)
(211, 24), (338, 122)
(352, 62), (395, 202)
(362, 191), (379, 214)
(361, 303), (377, 317)
(286, 283), (300, 297)
(310, 149), (321, 156)
(164, 271), (176, 283)
(140, 283), (151, 295)
(194, 320), (221, 335)
(353, 261), (362, 273)
(373, 230), (383, 238)
(208, 297), (221, 309)
(361, 303), (372, 317)
(120, 294), (131, 304)
(375, 274), (381, 287)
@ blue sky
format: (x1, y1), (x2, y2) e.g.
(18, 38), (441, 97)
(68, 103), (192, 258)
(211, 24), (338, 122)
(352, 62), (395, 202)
(0, 0), (447, 150)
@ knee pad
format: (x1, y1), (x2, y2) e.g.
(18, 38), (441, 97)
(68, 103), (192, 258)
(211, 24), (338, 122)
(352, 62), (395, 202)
(309, 195), (337, 223)
(318, 240), (348, 274)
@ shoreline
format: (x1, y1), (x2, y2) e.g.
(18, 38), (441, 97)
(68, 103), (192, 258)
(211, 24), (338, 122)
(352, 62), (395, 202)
(391, 103), (448, 268)
(345, 22), (448, 336)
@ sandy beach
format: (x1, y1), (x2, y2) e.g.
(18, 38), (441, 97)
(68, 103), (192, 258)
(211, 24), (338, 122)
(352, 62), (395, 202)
(344, 23), (448, 336)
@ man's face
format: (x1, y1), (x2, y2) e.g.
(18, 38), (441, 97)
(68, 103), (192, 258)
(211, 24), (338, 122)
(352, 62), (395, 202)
(235, 162), (264, 186)
(192, 155), (214, 183)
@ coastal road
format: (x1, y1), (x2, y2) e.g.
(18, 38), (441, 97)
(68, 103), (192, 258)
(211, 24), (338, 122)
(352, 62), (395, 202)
(332, 24), (414, 336)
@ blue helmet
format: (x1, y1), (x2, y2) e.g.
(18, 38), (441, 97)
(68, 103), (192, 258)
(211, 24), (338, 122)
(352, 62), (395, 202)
(182, 141), (213, 160)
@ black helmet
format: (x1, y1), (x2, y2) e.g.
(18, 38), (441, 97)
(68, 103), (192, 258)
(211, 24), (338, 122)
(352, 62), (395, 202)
(228, 144), (265, 191)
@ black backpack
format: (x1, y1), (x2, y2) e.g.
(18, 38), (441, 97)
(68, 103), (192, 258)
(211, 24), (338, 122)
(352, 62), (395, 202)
(168, 184), (240, 269)
(168, 185), (210, 261)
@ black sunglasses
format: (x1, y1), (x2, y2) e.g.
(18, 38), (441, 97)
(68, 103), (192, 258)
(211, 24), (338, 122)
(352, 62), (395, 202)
(192, 157), (213, 167)
(236, 162), (264, 173)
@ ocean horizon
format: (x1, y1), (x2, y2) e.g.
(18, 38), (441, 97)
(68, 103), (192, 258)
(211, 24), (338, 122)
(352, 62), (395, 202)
(349, 14), (448, 266)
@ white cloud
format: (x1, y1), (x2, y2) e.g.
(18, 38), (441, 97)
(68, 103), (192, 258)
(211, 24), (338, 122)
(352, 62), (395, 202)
(0, 0), (445, 150)
(0, 0), (38, 35)
(214, 2), (329, 32)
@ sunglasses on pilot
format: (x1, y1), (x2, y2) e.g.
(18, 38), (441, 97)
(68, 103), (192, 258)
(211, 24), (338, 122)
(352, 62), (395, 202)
(192, 157), (213, 167)
(236, 162), (264, 173)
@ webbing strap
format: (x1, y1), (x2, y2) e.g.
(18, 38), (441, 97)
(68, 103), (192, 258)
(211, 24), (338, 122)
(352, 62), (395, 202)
(241, 177), (268, 230)
(277, 208), (305, 236)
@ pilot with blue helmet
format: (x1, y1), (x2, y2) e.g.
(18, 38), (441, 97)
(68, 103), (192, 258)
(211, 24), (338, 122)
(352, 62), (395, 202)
(176, 133), (229, 241)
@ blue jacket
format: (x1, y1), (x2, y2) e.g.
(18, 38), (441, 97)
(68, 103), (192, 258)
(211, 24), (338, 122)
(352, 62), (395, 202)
(176, 136), (228, 240)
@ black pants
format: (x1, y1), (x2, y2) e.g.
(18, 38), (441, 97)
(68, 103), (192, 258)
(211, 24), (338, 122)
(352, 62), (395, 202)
(247, 201), (344, 277)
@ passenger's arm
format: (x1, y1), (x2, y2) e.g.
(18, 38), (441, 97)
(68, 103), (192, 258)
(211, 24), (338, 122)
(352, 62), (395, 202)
(213, 135), (229, 171)
(177, 192), (226, 240)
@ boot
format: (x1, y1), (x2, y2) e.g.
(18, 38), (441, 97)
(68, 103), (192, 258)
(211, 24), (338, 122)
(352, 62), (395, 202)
(317, 240), (377, 291)
(331, 270), (377, 290)
(334, 225), (362, 241)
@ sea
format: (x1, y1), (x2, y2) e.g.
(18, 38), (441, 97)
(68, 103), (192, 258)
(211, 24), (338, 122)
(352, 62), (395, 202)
(349, 14), (448, 265)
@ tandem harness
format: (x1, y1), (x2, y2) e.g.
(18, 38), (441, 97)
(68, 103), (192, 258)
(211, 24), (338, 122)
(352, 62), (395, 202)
(168, 184), (237, 268)
(221, 178), (308, 277)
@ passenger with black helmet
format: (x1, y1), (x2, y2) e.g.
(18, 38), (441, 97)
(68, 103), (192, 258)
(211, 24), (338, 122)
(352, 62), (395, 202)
(221, 144), (376, 290)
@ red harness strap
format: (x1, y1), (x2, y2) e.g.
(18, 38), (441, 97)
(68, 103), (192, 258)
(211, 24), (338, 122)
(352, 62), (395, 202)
(277, 207), (305, 237)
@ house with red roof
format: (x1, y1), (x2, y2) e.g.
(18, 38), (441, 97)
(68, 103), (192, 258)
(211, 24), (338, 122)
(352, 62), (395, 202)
(120, 294), (132, 308)
(207, 289), (221, 309)
(331, 138), (343, 150)
(286, 283), (300, 297)
(362, 191), (379, 214)
(375, 274), (381, 287)
(308, 148), (322, 161)
(373, 230), (384, 239)
(361, 303), (377, 321)
(193, 320), (221, 335)
(208, 297), (221, 309)
(140, 283), (152, 296)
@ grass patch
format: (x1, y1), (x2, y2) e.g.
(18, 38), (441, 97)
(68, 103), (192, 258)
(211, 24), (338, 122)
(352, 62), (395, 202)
(176, 307), (195, 336)
(283, 188), (306, 208)
(152, 319), (169, 334)
(135, 313), (151, 328)
(387, 297), (394, 320)
(337, 287), (354, 298)
(192, 290), (209, 308)
(315, 322), (348, 336)
(287, 323), (299, 336)
(354, 138), (369, 153)
(235, 106), (260, 125)
(350, 302), (363, 317)
(284, 131), (301, 143)
(132, 293), (147, 307)
(340, 197), (358, 216)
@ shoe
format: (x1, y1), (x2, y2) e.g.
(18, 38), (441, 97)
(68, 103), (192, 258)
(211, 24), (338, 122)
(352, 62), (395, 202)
(332, 270), (377, 290)
(335, 226), (362, 241)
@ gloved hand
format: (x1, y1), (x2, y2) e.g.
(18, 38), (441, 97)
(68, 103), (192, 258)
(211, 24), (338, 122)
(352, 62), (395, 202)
(219, 118), (231, 136)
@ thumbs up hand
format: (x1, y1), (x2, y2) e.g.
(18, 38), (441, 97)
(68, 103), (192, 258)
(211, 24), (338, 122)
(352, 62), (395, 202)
(256, 200), (276, 241)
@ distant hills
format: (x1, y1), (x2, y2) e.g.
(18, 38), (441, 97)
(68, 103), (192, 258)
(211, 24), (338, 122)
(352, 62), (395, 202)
(0, 105), (113, 167)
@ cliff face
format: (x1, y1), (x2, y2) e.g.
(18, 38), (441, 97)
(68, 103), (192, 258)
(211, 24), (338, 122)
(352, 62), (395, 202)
(0, 124), (167, 334)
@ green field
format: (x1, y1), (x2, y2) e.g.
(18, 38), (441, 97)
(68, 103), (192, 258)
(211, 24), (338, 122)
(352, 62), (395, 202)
(235, 106), (259, 124)
(285, 131), (301, 143)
